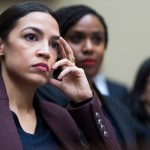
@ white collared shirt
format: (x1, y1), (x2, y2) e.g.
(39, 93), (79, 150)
(93, 73), (110, 96)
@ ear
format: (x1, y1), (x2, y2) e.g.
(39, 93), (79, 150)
(0, 38), (4, 56)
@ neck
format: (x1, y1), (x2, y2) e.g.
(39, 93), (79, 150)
(2, 67), (35, 113)
(87, 76), (94, 90)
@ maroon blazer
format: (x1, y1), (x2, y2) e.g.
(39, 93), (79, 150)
(0, 71), (121, 150)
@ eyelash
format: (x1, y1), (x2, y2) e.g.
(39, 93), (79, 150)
(24, 33), (37, 41)
(69, 35), (83, 44)
(92, 35), (104, 44)
(68, 34), (104, 45)
(50, 42), (59, 51)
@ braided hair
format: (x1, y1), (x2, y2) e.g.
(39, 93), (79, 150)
(55, 5), (108, 48)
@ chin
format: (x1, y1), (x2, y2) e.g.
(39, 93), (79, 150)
(29, 75), (49, 88)
(38, 77), (49, 85)
(84, 69), (97, 78)
(85, 72), (95, 79)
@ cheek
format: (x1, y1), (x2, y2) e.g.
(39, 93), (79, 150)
(66, 40), (81, 51)
(95, 46), (105, 64)
(51, 49), (58, 57)
(4, 50), (21, 66)
(97, 46), (105, 57)
(67, 43), (81, 57)
(49, 51), (58, 66)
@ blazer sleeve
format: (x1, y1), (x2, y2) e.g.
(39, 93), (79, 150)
(67, 94), (121, 150)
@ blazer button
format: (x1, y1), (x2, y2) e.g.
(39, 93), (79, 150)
(103, 131), (109, 138)
(98, 118), (102, 125)
(95, 112), (100, 118)
(100, 124), (106, 131)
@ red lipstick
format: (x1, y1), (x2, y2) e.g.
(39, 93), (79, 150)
(81, 59), (96, 66)
(32, 63), (49, 72)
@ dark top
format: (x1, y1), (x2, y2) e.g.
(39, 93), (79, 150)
(36, 84), (68, 107)
(12, 111), (60, 150)
(102, 106), (124, 145)
(106, 79), (129, 102)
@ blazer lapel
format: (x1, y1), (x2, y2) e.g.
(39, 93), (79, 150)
(0, 71), (23, 150)
(37, 99), (83, 150)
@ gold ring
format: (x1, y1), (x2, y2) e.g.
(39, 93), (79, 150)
(68, 58), (75, 63)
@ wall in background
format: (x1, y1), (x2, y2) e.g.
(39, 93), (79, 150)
(1, 0), (150, 89)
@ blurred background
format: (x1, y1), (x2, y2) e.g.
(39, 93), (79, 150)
(1, 0), (149, 89)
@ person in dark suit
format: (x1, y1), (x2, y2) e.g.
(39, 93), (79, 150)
(0, 2), (121, 150)
(37, 4), (149, 150)
(93, 72), (129, 102)
(106, 79), (129, 102)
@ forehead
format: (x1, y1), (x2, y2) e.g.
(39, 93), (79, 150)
(14, 12), (59, 35)
(70, 14), (104, 32)
(69, 14), (104, 33)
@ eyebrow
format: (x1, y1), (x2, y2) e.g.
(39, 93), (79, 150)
(51, 35), (60, 40)
(68, 30), (104, 36)
(21, 26), (60, 40)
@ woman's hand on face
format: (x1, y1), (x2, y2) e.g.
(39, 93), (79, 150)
(49, 37), (93, 103)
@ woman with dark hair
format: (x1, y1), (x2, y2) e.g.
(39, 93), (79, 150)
(53, 4), (128, 103)
(37, 4), (150, 150)
(126, 58), (150, 125)
(0, 2), (121, 150)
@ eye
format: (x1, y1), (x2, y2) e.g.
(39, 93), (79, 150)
(92, 34), (104, 45)
(24, 33), (37, 41)
(71, 35), (82, 43)
(51, 42), (59, 51)
(67, 34), (84, 44)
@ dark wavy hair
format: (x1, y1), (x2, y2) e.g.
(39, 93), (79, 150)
(0, 2), (59, 42)
(126, 58), (150, 123)
(55, 4), (108, 49)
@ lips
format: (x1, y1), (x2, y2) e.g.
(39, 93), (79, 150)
(81, 59), (96, 66)
(32, 63), (49, 72)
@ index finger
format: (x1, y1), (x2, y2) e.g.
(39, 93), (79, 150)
(59, 37), (75, 60)
(58, 39), (67, 60)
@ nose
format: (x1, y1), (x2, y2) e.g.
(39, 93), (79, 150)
(82, 39), (94, 54)
(36, 43), (50, 59)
